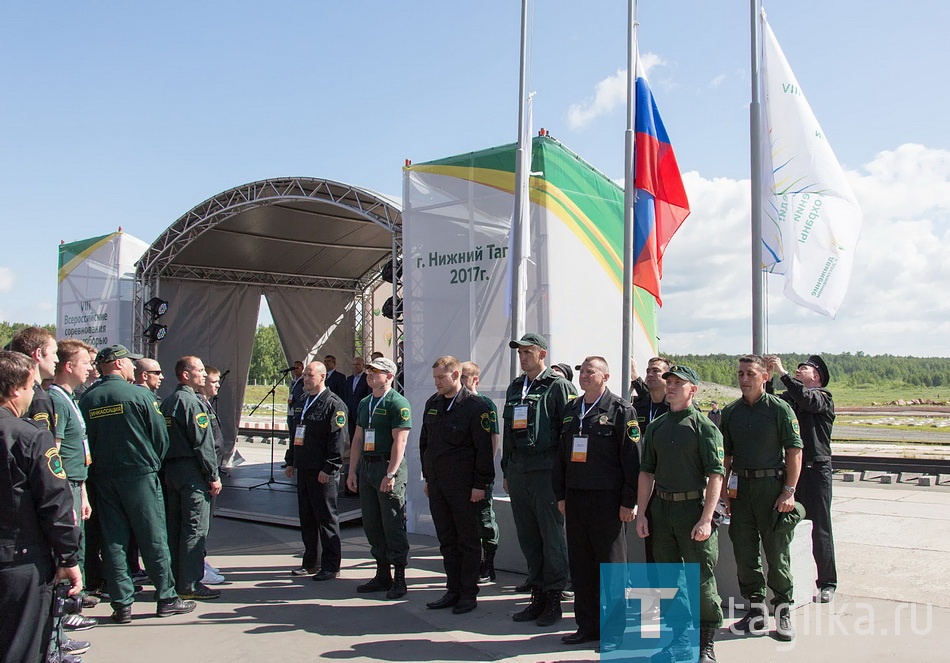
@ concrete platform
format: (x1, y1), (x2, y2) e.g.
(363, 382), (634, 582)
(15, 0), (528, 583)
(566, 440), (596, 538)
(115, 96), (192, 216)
(74, 445), (949, 662)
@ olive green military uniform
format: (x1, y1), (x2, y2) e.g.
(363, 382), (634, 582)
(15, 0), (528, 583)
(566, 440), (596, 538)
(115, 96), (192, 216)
(641, 405), (725, 629)
(355, 389), (412, 567)
(79, 374), (177, 610)
(50, 385), (91, 570)
(502, 368), (575, 591)
(161, 384), (219, 594)
(475, 394), (499, 556)
(721, 392), (803, 606)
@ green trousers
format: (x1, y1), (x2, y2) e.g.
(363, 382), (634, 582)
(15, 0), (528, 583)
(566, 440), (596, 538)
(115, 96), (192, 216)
(94, 472), (177, 609)
(650, 497), (723, 629)
(476, 482), (499, 553)
(163, 459), (212, 593)
(506, 466), (568, 591)
(728, 476), (795, 606)
(359, 458), (409, 567)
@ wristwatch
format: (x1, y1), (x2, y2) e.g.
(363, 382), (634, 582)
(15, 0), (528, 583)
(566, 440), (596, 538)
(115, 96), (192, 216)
(783, 485), (796, 494)
(385, 471), (396, 480)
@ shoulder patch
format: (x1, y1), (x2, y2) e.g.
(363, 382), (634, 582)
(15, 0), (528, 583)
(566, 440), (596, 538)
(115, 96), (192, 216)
(46, 447), (67, 480)
(196, 412), (210, 429)
(480, 412), (492, 432)
(400, 407), (411, 422)
(792, 420), (800, 435)
(335, 410), (347, 427)
(32, 412), (51, 431)
(563, 415), (574, 424)
(153, 400), (162, 414)
(626, 420), (640, 442)
(489, 410), (497, 424)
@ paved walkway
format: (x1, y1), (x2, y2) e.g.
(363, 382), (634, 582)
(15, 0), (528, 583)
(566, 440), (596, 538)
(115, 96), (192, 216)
(74, 454), (950, 662)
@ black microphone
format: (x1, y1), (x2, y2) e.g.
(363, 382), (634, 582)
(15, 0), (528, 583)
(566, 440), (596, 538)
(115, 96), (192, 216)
(279, 366), (295, 373)
(220, 369), (230, 379)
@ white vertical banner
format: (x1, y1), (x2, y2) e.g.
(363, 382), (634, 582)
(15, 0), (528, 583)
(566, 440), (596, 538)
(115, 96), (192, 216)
(759, 14), (863, 317)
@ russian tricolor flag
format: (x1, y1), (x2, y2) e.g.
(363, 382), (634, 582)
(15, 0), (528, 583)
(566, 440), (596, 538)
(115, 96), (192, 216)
(634, 67), (690, 306)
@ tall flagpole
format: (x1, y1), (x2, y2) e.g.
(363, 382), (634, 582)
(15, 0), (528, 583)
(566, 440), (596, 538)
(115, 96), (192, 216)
(621, 0), (638, 401)
(750, 0), (765, 354)
(510, 0), (530, 380)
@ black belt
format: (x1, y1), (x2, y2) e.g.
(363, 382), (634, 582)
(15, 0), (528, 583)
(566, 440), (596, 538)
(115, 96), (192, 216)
(734, 468), (783, 479)
(362, 456), (391, 463)
(656, 490), (703, 502)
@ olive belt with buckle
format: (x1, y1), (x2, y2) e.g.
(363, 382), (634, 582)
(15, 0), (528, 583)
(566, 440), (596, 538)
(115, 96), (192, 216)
(656, 489), (704, 502)
(734, 468), (783, 479)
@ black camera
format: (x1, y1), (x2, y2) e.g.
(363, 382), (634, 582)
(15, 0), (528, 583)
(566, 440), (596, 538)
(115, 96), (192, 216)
(51, 581), (83, 618)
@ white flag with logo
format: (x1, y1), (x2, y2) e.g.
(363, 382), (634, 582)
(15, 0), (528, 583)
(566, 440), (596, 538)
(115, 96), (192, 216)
(759, 14), (863, 317)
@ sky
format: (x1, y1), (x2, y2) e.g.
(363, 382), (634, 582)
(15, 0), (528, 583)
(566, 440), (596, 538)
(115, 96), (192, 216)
(2, 0), (948, 357)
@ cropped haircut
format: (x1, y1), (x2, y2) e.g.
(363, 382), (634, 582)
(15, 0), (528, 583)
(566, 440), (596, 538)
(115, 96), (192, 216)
(583, 355), (610, 373)
(56, 339), (89, 369)
(647, 356), (672, 370)
(175, 356), (201, 380)
(738, 354), (769, 372)
(9, 326), (54, 357)
(432, 355), (461, 373)
(205, 365), (220, 377)
(460, 361), (480, 377)
(0, 350), (34, 399)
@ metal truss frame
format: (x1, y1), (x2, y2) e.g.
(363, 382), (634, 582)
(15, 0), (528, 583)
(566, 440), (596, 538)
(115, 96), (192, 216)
(133, 177), (401, 358)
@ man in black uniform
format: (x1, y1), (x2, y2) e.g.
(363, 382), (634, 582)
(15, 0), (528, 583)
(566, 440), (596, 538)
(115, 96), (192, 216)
(285, 361), (347, 581)
(0, 350), (82, 663)
(769, 354), (837, 603)
(420, 356), (494, 615)
(554, 356), (639, 648)
(502, 333), (575, 627)
(161, 356), (222, 601)
(286, 361), (305, 434)
(9, 326), (58, 432)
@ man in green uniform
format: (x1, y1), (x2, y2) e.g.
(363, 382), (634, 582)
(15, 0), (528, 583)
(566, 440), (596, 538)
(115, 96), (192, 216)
(502, 333), (575, 627)
(460, 360), (500, 583)
(161, 356), (222, 601)
(79, 344), (195, 623)
(421, 356), (494, 614)
(555, 356), (639, 649)
(345, 357), (412, 600)
(49, 341), (96, 608)
(720, 355), (803, 642)
(636, 365), (724, 663)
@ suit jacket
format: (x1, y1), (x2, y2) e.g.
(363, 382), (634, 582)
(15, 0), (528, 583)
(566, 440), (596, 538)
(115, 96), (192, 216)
(325, 370), (348, 402)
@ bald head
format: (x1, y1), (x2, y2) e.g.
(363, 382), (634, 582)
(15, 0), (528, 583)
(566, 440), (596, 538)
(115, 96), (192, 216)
(302, 361), (327, 395)
(134, 357), (164, 391)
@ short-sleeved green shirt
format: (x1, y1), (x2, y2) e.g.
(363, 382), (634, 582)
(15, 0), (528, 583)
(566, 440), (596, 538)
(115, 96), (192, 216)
(49, 384), (89, 481)
(477, 394), (499, 435)
(356, 388), (412, 457)
(640, 405), (724, 493)
(721, 392), (803, 470)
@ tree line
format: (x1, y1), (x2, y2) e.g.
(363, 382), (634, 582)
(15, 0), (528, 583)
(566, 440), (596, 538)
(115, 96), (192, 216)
(667, 351), (950, 389)
(0, 322), (57, 349)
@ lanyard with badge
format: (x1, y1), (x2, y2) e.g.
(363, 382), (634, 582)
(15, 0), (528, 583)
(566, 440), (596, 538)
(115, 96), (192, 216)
(50, 384), (91, 466)
(364, 394), (385, 452)
(571, 392), (604, 463)
(293, 392), (320, 446)
(512, 375), (535, 430)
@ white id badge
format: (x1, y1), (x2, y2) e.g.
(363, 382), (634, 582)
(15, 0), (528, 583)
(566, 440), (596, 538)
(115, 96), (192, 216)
(294, 425), (306, 446)
(571, 436), (588, 463)
(513, 405), (529, 430)
(727, 473), (738, 499)
(364, 429), (376, 452)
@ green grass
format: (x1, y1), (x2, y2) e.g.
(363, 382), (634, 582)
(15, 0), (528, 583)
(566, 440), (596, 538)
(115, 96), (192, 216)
(243, 384), (290, 415)
(831, 384), (949, 407)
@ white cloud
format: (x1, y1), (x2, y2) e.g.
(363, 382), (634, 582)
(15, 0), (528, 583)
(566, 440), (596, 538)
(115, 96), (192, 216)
(655, 144), (950, 357)
(709, 74), (727, 89)
(0, 267), (14, 293)
(567, 53), (665, 130)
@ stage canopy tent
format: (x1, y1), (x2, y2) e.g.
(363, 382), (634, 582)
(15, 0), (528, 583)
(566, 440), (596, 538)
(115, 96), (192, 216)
(133, 177), (402, 445)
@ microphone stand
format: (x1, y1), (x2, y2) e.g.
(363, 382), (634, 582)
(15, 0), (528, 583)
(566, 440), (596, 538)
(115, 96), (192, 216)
(249, 370), (295, 490)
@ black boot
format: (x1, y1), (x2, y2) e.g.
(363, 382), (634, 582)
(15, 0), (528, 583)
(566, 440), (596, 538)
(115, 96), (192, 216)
(536, 589), (562, 626)
(512, 587), (546, 622)
(699, 627), (717, 662)
(357, 563), (392, 593)
(386, 565), (407, 600)
(479, 550), (496, 583)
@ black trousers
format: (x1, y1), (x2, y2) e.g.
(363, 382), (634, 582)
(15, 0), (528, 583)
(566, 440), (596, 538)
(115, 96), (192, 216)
(297, 470), (341, 572)
(0, 558), (53, 663)
(427, 477), (481, 599)
(797, 460), (837, 589)
(565, 489), (627, 636)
